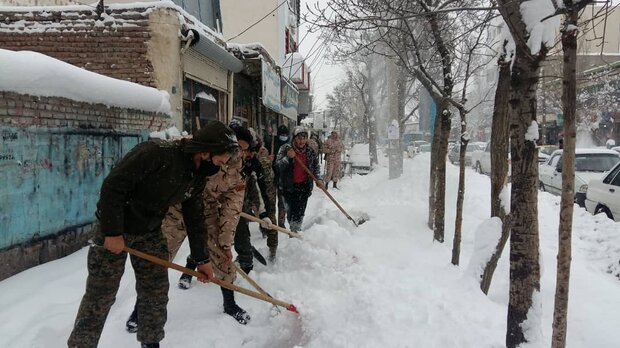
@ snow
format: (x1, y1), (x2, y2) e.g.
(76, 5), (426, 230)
(465, 217), (503, 279)
(0, 49), (171, 114)
(520, 0), (561, 55)
(149, 126), (183, 140)
(1, 153), (620, 347)
(194, 91), (217, 103)
(525, 120), (540, 142)
(0, 1), (225, 43)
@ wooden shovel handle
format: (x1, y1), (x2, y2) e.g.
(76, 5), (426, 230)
(206, 240), (274, 301)
(293, 156), (359, 227)
(123, 246), (298, 313)
(239, 211), (302, 238)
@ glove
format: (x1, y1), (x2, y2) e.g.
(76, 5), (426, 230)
(261, 217), (273, 227)
(259, 211), (272, 227)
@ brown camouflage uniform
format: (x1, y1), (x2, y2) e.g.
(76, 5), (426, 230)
(323, 135), (344, 184)
(163, 157), (245, 282)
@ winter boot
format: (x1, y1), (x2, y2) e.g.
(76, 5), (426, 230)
(178, 256), (197, 290)
(333, 182), (338, 189)
(125, 306), (138, 333)
(221, 287), (251, 325)
(141, 343), (159, 348)
(268, 247), (277, 263)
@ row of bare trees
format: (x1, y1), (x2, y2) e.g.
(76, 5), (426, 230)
(308, 0), (607, 346)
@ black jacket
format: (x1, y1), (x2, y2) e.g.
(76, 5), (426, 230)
(243, 156), (273, 215)
(275, 144), (320, 196)
(97, 140), (219, 263)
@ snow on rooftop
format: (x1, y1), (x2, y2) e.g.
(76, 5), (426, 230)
(0, 1), (225, 45)
(0, 49), (171, 114)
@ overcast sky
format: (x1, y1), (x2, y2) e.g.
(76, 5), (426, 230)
(299, 0), (345, 112)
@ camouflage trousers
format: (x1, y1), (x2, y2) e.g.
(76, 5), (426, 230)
(324, 157), (342, 183)
(68, 226), (169, 347)
(277, 188), (287, 229)
(262, 186), (279, 251)
(162, 208), (236, 283)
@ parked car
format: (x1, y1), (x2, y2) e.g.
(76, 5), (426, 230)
(418, 144), (432, 153)
(585, 160), (620, 221)
(448, 144), (476, 166)
(346, 143), (372, 175)
(406, 140), (429, 158)
(539, 149), (620, 207)
(538, 145), (558, 163)
(611, 146), (620, 154)
(471, 142), (510, 177)
(470, 141), (487, 151)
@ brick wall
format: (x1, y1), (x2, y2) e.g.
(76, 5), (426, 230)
(0, 91), (169, 130)
(0, 91), (169, 280)
(0, 7), (156, 87)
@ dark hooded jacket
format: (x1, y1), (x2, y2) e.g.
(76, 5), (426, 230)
(96, 139), (221, 263)
(275, 143), (320, 196)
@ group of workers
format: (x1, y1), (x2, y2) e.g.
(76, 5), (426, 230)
(67, 121), (344, 348)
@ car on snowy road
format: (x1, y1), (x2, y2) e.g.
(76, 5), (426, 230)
(539, 149), (620, 207)
(470, 142), (511, 177)
(448, 144), (477, 166)
(585, 160), (620, 221)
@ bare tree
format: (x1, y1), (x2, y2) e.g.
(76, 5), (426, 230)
(480, 42), (512, 294)
(495, 0), (550, 345)
(551, 1), (596, 346)
(452, 9), (494, 265)
(309, 0), (486, 242)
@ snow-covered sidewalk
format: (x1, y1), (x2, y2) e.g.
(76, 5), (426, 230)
(1, 153), (619, 347)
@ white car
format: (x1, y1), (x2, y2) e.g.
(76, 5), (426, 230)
(406, 140), (429, 158)
(585, 161), (620, 221)
(471, 142), (510, 177)
(346, 143), (372, 175)
(539, 149), (620, 207)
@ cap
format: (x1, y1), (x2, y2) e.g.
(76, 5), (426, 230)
(184, 121), (239, 154)
(228, 122), (254, 146)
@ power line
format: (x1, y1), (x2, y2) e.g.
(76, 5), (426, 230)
(226, 0), (288, 42)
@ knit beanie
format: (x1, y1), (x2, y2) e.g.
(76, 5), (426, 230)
(293, 126), (308, 137)
(184, 121), (239, 154)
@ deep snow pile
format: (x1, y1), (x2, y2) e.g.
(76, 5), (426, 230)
(0, 153), (619, 348)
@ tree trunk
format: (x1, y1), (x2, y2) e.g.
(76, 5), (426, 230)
(395, 62), (407, 177)
(367, 63), (378, 166)
(551, 11), (578, 348)
(431, 98), (451, 243)
(506, 45), (543, 348)
(480, 61), (512, 294)
(451, 110), (468, 265)
(428, 99), (441, 230)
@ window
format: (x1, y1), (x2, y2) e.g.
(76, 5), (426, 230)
(574, 154), (620, 172)
(604, 163), (620, 185)
(182, 77), (226, 134)
(172, 0), (221, 33)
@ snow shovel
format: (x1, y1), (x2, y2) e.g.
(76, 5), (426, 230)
(207, 240), (281, 314)
(293, 156), (366, 227)
(239, 211), (302, 239)
(123, 246), (298, 313)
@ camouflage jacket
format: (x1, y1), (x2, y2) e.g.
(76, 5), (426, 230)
(203, 157), (245, 250)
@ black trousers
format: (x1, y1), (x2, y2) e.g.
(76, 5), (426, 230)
(283, 190), (310, 232)
(234, 216), (253, 271)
